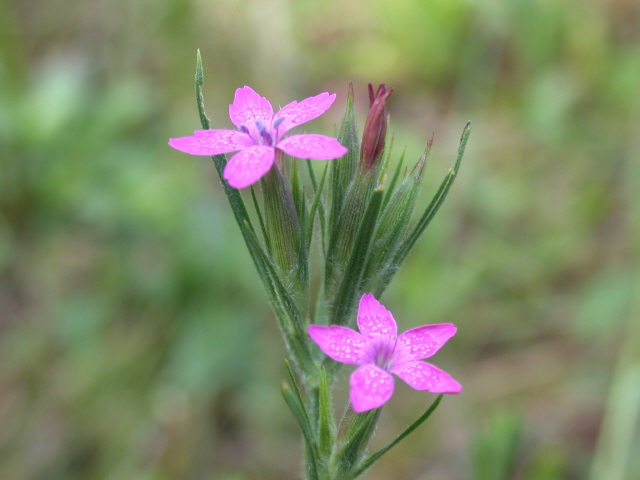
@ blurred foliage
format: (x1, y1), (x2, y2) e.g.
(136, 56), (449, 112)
(1, 0), (639, 479)
(471, 408), (525, 480)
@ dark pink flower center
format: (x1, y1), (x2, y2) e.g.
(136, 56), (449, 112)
(365, 339), (397, 371)
(238, 117), (288, 148)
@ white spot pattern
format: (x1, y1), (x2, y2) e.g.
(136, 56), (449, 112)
(392, 361), (461, 393)
(229, 86), (273, 128)
(277, 134), (347, 160)
(397, 324), (456, 360)
(308, 325), (366, 365)
(223, 146), (275, 189)
(273, 93), (335, 135)
(357, 293), (397, 340)
(350, 365), (394, 412)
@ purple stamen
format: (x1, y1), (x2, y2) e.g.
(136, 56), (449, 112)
(255, 120), (273, 146)
(273, 116), (285, 130)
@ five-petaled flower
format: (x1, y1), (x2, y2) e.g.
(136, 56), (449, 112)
(169, 86), (348, 188)
(308, 293), (461, 412)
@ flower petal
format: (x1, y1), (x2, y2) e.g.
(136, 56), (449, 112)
(228, 86), (273, 132)
(277, 134), (347, 160)
(356, 293), (397, 341)
(169, 130), (252, 156)
(308, 325), (367, 365)
(391, 360), (461, 394)
(223, 146), (275, 189)
(350, 364), (395, 412)
(396, 324), (457, 361)
(273, 92), (336, 136)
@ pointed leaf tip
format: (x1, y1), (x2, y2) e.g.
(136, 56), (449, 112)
(453, 121), (471, 174)
(346, 395), (443, 480)
(194, 50), (210, 130)
(196, 49), (204, 86)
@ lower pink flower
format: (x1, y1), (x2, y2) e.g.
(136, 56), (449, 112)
(308, 293), (461, 412)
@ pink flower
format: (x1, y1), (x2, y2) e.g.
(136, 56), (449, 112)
(308, 293), (461, 412)
(169, 86), (348, 188)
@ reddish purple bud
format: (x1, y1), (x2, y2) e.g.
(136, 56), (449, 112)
(360, 83), (394, 172)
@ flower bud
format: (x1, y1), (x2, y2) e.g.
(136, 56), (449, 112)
(360, 83), (394, 172)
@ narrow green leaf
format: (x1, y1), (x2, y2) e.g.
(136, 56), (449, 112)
(403, 122), (469, 255)
(250, 185), (272, 253)
(382, 147), (406, 209)
(204, 166), (304, 358)
(346, 395), (443, 480)
(376, 126), (395, 187)
(363, 148), (429, 291)
(374, 122), (470, 297)
(206, 164), (289, 330)
(330, 188), (384, 327)
(288, 328), (318, 384)
(312, 282), (328, 328)
(307, 158), (320, 191)
(291, 157), (306, 223)
(324, 167), (380, 318)
(331, 409), (381, 477)
(290, 159), (310, 292)
(260, 166), (307, 297)
(285, 361), (310, 418)
(317, 365), (336, 460)
(307, 161), (329, 253)
(284, 360), (317, 436)
(209, 170), (310, 374)
(282, 382), (315, 447)
(329, 83), (359, 237)
(325, 176), (372, 295)
(282, 383), (320, 480)
(239, 227), (317, 380)
(195, 49), (210, 130)
(238, 219), (289, 319)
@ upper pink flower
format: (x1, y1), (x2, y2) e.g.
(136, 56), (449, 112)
(308, 293), (461, 412)
(169, 86), (348, 188)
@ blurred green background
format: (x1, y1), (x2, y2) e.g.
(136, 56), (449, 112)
(1, 0), (639, 479)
